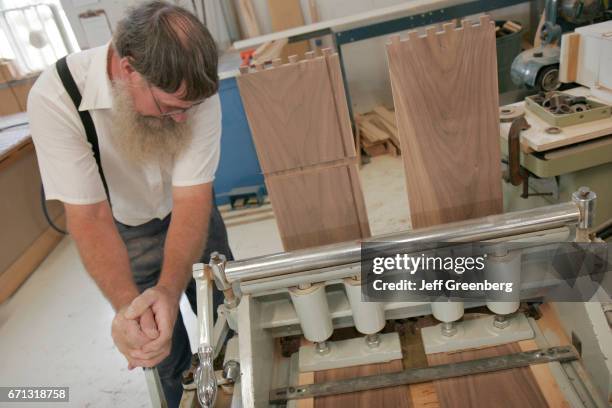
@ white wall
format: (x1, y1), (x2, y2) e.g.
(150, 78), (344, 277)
(250, 0), (533, 113)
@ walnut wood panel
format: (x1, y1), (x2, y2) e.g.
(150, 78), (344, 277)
(427, 343), (548, 408)
(237, 54), (354, 174)
(314, 360), (412, 408)
(322, 51), (356, 157)
(386, 16), (503, 229)
(265, 163), (370, 251)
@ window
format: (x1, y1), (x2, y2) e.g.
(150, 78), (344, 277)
(0, 0), (79, 76)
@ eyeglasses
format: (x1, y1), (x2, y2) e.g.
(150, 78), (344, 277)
(147, 82), (205, 117)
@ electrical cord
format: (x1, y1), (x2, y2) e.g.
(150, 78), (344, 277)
(40, 184), (67, 235)
(0, 122), (29, 132)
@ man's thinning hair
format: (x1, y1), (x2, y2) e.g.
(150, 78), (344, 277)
(113, 1), (218, 101)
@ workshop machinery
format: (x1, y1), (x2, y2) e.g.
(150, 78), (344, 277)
(504, 18), (612, 240)
(181, 189), (611, 407)
(510, 0), (610, 91)
(500, 86), (612, 236)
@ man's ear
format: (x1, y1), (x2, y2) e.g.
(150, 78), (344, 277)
(118, 57), (139, 82)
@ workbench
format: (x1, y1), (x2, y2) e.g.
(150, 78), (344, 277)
(500, 86), (612, 228)
(0, 113), (64, 303)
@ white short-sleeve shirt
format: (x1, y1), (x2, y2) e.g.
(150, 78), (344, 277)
(27, 43), (222, 226)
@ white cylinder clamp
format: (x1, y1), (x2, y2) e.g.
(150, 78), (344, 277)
(486, 250), (521, 315)
(431, 300), (464, 323)
(344, 277), (386, 335)
(289, 283), (333, 343)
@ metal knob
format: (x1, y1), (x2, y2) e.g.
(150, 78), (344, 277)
(210, 252), (231, 291)
(223, 360), (241, 384)
(572, 187), (597, 230)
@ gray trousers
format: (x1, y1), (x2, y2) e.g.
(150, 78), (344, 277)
(115, 202), (232, 408)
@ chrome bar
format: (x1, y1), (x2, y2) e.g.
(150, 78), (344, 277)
(225, 202), (580, 283)
(238, 226), (571, 294)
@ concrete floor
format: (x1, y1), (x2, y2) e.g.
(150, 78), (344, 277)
(0, 155), (409, 407)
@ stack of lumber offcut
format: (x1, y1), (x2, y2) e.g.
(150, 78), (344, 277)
(356, 106), (401, 157)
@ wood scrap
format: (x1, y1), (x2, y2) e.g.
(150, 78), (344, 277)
(534, 11), (546, 48)
(373, 105), (397, 128)
(267, 0), (310, 61)
(235, 0), (261, 38)
(358, 116), (390, 143)
(253, 38), (288, 65)
(308, 0), (320, 23)
(369, 112), (401, 149)
(559, 32), (581, 83)
(307, 0), (323, 52)
(502, 20), (522, 33)
(356, 109), (401, 157)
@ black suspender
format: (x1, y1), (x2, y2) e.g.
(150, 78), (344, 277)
(55, 56), (110, 201)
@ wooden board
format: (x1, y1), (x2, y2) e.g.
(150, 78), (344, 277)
(237, 54), (354, 174)
(267, 0), (310, 61)
(238, 50), (369, 251)
(265, 162), (369, 251)
(427, 343), (548, 408)
(559, 33), (581, 83)
(500, 87), (612, 153)
(518, 339), (571, 407)
(386, 16), (503, 229)
(314, 360), (412, 408)
(253, 39), (288, 64)
(236, 0), (261, 38)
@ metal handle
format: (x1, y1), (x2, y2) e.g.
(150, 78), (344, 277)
(193, 265), (217, 407)
(195, 345), (217, 407)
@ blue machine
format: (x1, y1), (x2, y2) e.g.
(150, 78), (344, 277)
(213, 76), (265, 206)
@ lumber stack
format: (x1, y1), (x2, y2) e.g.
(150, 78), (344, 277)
(356, 106), (401, 157)
(237, 49), (370, 251)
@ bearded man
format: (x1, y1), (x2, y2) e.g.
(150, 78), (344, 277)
(27, 2), (232, 406)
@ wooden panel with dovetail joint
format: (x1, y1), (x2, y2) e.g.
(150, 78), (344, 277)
(386, 16), (503, 229)
(237, 50), (355, 174)
(264, 160), (369, 251)
(237, 49), (369, 251)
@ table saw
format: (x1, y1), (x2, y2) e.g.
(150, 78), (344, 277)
(176, 187), (611, 408)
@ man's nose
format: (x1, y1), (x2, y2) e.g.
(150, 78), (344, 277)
(171, 112), (187, 122)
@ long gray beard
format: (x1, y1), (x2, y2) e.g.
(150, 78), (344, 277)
(109, 81), (193, 164)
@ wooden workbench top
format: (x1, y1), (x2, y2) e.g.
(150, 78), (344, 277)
(0, 112), (31, 162)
